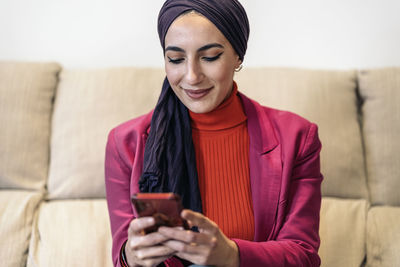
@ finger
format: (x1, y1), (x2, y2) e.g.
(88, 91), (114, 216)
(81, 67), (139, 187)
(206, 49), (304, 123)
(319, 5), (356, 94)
(134, 245), (175, 260)
(163, 240), (211, 255)
(129, 232), (171, 250)
(139, 256), (172, 267)
(158, 227), (216, 246)
(128, 217), (155, 235)
(181, 210), (218, 235)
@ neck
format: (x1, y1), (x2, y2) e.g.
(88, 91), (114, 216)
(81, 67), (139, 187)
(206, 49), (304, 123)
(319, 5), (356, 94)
(189, 82), (247, 131)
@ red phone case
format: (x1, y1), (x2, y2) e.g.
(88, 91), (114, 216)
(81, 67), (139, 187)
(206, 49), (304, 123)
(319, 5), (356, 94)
(131, 193), (189, 233)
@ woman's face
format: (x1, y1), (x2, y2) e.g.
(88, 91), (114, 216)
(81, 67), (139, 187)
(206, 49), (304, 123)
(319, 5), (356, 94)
(164, 12), (242, 114)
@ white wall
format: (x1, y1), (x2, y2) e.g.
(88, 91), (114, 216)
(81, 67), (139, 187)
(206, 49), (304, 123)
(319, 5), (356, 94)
(0, 0), (399, 69)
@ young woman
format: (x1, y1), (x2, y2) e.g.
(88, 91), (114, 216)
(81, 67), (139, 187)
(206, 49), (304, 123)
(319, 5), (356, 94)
(105, 1), (323, 266)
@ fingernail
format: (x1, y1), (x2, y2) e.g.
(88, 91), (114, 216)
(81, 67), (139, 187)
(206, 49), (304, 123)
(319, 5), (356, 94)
(130, 240), (135, 248)
(147, 217), (154, 224)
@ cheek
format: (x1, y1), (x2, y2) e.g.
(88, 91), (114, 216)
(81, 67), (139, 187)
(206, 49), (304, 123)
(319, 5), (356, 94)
(165, 66), (181, 86)
(210, 62), (235, 84)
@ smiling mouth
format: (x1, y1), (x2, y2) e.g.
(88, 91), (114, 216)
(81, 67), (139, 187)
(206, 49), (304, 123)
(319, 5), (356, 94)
(184, 87), (213, 99)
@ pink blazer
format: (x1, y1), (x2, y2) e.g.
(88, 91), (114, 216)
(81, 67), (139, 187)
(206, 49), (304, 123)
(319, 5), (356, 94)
(105, 92), (323, 267)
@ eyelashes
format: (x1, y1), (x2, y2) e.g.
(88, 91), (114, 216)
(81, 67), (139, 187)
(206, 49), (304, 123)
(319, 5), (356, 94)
(168, 57), (184, 64)
(168, 52), (224, 64)
(203, 52), (223, 62)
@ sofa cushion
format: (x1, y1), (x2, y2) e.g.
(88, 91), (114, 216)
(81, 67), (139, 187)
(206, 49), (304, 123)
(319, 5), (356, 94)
(0, 190), (43, 267)
(358, 68), (400, 206)
(0, 62), (61, 190)
(366, 206), (400, 267)
(27, 199), (113, 267)
(47, 68), (164, 199)
(235, 68), (368, 199)
(319, 197), (368, 267)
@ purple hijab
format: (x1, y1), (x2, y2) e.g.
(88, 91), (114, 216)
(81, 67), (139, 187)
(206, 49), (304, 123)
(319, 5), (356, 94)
(139, 0), (250, 213)
(158, 0), (249, 61)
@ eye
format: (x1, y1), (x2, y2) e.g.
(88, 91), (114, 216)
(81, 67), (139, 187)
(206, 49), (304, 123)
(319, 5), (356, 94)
(203, 52), (223, 62)
(167, 57), (184, 64)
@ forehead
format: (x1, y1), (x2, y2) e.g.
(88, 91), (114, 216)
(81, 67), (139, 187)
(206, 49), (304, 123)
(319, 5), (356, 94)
(165, 12), (228, 47)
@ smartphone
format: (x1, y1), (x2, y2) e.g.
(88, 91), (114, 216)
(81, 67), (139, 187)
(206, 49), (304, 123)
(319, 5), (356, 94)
(131, 192), (189, 234)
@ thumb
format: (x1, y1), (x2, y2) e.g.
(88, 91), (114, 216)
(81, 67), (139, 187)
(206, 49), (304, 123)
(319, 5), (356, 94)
(181, 209), (218, 236)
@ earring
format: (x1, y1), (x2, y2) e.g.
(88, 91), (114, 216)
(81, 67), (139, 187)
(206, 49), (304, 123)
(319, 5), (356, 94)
(235, 64), (243, 72)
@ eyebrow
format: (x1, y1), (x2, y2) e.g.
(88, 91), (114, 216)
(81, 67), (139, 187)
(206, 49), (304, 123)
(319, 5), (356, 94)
(165, 43), (224, 53)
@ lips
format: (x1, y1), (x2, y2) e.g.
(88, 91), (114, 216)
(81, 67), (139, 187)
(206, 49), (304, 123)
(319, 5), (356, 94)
(184, 87), (213, 99)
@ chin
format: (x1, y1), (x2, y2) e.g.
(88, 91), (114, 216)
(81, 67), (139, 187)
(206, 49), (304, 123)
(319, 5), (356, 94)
(187, 104), (214, 114)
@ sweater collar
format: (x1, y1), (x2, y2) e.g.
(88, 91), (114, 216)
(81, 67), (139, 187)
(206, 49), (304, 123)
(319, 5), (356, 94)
(189, 82), (247, 131)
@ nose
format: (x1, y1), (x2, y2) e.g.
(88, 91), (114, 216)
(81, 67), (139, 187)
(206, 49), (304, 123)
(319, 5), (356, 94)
(185, 59), (203, 85)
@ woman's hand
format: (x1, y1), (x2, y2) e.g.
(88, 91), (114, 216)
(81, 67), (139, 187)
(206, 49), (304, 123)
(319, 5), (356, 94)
(159, 210), (239, 267)
(125, 217), (176, 267)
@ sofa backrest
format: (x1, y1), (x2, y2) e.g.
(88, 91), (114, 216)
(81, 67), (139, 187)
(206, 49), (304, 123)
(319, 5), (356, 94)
(0, 62), (61, 190)
(41, 67), (370, 201)
(358, 68), (400, 206)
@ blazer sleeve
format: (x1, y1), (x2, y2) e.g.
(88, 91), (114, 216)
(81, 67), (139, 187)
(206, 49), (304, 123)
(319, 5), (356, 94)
(105, 128), (135, 267)
(233, 123), (323, 267)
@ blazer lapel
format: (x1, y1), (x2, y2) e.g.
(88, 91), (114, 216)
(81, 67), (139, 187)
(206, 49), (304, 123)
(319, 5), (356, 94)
(239, 93), (283, 242)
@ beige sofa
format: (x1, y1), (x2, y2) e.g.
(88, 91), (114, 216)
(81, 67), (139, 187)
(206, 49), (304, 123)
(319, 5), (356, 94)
(0, 61), (399, 267)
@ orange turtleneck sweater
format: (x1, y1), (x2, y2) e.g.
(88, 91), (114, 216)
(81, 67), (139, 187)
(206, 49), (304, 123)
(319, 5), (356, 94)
(189, 84), (254, 241)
